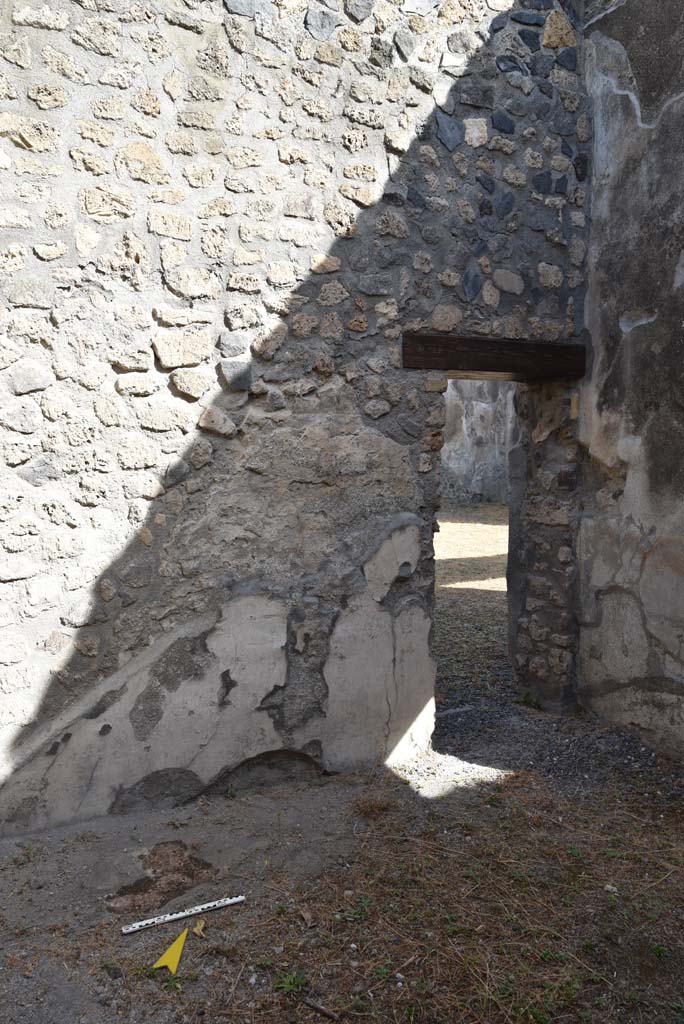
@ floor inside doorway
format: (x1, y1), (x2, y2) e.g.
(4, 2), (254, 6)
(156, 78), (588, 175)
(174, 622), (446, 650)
(433, 499), (511, 703)
(1, 507), (683, 1023)
(428, 500), (631, 781)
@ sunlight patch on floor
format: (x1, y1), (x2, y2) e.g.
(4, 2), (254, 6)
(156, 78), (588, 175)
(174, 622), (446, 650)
(442, 576), (507, 592)
(391, 748), (510, 800)
(434, 503), (509, 591)
(435, 510), (509, 563)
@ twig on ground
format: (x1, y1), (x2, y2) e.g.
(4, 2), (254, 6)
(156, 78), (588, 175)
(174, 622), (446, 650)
(302, 996), (341, 1020)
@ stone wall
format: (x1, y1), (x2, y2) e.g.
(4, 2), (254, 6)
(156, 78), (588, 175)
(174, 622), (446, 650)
(578, 0), (684, 755)
(0, 0), (587, 832)
(441, 378), (515, 502)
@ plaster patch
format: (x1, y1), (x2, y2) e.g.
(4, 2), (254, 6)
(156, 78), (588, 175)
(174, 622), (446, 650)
(640, 540), (684, 660)
(579, 589), (649, 686)
(587, 686), (684, 758)
(618, 311), (657, 334)
(206, 596), (288, 712)
(319, 591), (434, 771)
(385, 599), (435, 766)
(321, 591), (395, 769)
(674, 250), (684, 290)
(363, 518), (421, 601)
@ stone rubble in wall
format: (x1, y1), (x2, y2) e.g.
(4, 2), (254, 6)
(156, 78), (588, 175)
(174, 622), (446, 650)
(0, 0), (588, 826)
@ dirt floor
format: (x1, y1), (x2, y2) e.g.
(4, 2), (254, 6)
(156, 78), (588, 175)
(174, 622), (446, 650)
(1, 503), (683, 1024)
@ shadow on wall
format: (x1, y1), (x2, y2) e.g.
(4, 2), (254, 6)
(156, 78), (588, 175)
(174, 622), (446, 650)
(0, 0), (587, 833)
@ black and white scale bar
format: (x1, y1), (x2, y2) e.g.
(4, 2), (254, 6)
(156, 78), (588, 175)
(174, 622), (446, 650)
(121, 894), (246, 934)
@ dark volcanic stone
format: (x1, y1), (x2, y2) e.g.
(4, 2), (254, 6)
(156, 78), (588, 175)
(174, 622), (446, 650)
(556, 47), (577, 71)
(376, 244), (407, 267)
(459, 81), (495, 108)
(304, 6), (341, 39)
(496, 54), (529, 75)
(518, 28), (541, 52)
(435, 111), (465, 151)
(398, 415), (421, 437)
(358, 273), (393, 295)
(224, 0), (275, 14)
(409, 67), (433, 92)
(224, 0), (254, 14)
(165, 459), (191, 486)
(532, 170), (552, 194)
(219, 330), (250, 357)
(532, 96), (552, 118)
(382, 184), (406, 206)
(394, 26), (416, 61)
(511, 10), (545, 25)
(573, 152), (589, 181)
(523, 207), (550, 232)
(407, 185), (427, 208)
(369, 36), (393, 67)
(476, 172), (495, 194)
(420, 223), (442, 245)
(343, 0), (373, 20)
(507, 96), (527, 117)
(492, 109), (515, 135)
(219, 357), (252, 391)
(530, 52), (555, 78)
(462, 261), (484, 301)
(554, 111), (578, 136)
(494, 191), (515, 219)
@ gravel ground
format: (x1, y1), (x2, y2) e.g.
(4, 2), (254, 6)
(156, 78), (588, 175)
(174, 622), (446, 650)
(430, 501), (684, 802)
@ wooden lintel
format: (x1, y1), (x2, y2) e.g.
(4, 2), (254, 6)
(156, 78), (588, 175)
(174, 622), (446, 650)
(402, 333), (586, 383)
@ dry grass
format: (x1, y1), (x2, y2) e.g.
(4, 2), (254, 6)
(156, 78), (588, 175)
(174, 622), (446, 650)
(352, 794), (398, 821)
(95, 771), (683, 1024)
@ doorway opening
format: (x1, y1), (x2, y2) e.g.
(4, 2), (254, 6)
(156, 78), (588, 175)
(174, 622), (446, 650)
(433, 379), (517, 759)
(401, 328), (587, 743)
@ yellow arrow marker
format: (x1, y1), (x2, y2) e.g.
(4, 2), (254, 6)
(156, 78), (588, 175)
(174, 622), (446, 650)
(152, 928), (189, 975)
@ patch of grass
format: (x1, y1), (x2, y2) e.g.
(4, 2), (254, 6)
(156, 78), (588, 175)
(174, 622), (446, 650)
(274, 969), (307, 994)
(517, 691), (543, 710)
(353, 792), (396, 819)
(131, 964), (157, 980)
(345, 894), (373, 922)
(12, 841), (38, 866)
(199, 943), (236, 960)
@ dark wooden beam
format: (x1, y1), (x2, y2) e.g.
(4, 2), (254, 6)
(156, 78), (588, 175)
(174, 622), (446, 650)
(402, 333), (586, 382)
